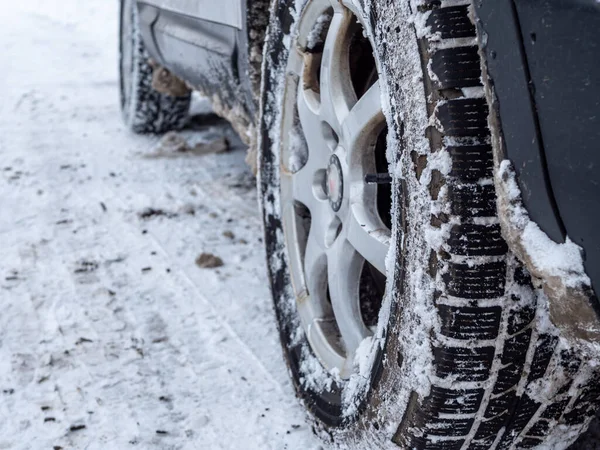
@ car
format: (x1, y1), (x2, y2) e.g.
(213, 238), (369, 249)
(118, 0), (600, 448)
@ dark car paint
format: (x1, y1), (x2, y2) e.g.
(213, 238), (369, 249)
(135, 0), (600, 293)
(517, 0), (600, 295)
(476, 0), (600, 294)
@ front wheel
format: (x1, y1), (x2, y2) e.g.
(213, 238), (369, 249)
(258, 1), (600, 448)
(119, 0), (190, 133)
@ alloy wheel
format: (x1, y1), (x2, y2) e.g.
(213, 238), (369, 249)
(279, 0), (391, 378)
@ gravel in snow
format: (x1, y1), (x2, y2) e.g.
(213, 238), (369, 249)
(0, 1), (322, 448)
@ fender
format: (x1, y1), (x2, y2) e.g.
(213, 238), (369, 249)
(475, 0), (600, 298)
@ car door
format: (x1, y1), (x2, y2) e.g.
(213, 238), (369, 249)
(135, 0), (254, 121)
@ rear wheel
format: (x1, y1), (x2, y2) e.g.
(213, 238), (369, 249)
(119, 0), (190, 133)
(258, 1), (600, 448)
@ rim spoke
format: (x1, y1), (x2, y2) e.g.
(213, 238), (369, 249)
(286, 46), (305, 78)
(289, 166), (316, 208)
(327, 0), (346, 12)
(342, 80), (385, 164)
(347, 205), (390, 276)
(303, 223), (329, 317)
(307, 318), (346, 369)
(327, 238), (371, 356)
(282, 200), (308, 297)
(290, 88), (330, 210)
(319, 10), (355, 135)
(297, 88), (330, 170)
(282, 169), (331, 229)
(297, 219), (348, 371)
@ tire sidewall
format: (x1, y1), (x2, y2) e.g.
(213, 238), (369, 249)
(118, 0), (190, 134)
(119, 0), (132, 121)
(119, 0), (143, 128)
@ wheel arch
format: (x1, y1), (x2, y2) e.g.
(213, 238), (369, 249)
(475, 0), (600, 300)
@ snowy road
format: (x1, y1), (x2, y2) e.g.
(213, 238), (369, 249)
(0, 1), (322, 448)
(3, 1), (600, 449)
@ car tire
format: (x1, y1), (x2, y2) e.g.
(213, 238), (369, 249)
(257, 1), (600, 448)
(119, 0), (190, 134)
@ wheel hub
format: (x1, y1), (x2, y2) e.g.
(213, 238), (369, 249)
(326, 154), (344, 212)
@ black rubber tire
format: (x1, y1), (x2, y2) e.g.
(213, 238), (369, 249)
(119, 0), (190, 134)
(258, 1), (600, 449)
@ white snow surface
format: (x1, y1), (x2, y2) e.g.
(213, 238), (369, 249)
(0, 1), (323, 449)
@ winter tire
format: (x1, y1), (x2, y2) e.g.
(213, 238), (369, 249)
(119, 0), (190, 133)
(258, 1), (600, 448)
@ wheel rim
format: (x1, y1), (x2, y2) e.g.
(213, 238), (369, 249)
(279, 0), (391, 378)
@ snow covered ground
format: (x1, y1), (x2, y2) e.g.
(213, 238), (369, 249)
(0, 1), (322, 448)
(1, 0), (599, 449)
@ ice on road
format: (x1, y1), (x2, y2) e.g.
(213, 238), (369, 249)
(0, 1), (322, 448)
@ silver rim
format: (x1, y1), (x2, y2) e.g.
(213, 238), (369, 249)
(279, 0), (390, 378)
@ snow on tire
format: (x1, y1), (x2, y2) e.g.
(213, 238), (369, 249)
(119, 0), (190, 134)
(258, 0), (600, 449)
